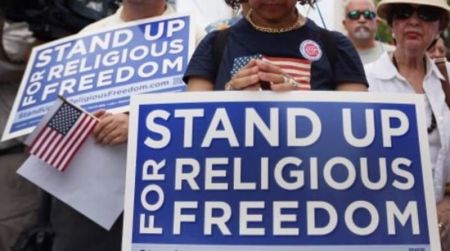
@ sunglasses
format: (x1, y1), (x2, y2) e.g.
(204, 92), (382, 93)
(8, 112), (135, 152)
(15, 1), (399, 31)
(346, 10), (377, 20)
(390, 4), (443, 22)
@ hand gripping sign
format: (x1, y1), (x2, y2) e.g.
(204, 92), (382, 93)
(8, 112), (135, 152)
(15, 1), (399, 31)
(124, 91), (440, 251)
(2, 13), (194, 141)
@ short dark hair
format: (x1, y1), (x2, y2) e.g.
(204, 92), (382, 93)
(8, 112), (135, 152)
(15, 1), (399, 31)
(224, 0), (317, 9)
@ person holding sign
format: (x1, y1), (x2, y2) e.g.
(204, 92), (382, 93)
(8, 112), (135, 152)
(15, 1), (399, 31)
(183, 0), (368, 91)
(365, 0), (450, 249)
(48, 1), (205, 251)
(85, 0), (202, 146)
(85, 0), (206, 145)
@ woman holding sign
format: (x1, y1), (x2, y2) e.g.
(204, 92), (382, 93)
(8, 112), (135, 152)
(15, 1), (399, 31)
(365, 0), (450, 248)
(183, 0), (368, 91)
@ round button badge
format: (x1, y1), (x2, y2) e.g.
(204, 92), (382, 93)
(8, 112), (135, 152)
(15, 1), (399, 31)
(299, 40), (322, 61)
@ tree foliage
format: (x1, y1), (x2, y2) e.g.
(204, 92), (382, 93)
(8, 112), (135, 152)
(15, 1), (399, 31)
(374, 0), (392, 44)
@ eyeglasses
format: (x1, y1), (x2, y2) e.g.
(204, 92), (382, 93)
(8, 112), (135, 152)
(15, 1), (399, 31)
(346, 10), (377, 20)
(390, 4), (443, 22)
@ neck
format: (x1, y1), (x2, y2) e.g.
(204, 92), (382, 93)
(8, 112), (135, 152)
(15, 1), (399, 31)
(353, 39), (376, 50)
(121, 2), (166, 21)
(393, 49), (427, 94)
(394, 50), (425, 70)
(246, 9), (304, 33)
(249, 8), (299, 29)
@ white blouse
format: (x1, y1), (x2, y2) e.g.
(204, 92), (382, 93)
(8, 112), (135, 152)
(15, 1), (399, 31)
(365, 52), (450, 201)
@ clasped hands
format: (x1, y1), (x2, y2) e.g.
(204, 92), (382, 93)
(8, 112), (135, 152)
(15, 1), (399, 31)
(225, 59), (300, 91)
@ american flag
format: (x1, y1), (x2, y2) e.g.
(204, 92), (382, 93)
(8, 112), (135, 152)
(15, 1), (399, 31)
(231, 54), (312, 90)
(28, 99), (98, 172)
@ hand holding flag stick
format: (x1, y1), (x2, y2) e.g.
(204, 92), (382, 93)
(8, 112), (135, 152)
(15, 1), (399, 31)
(26, 96), (98, 172)
(90, 110), (129, 145)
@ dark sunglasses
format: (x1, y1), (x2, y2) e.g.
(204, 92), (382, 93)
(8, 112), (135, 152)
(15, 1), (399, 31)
(346, 10), (377, 20)
(390, 4), (443, 22)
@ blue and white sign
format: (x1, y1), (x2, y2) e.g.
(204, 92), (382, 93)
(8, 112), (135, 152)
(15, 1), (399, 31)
(2, 14), (194, 141)
(124, 91), (440, 251)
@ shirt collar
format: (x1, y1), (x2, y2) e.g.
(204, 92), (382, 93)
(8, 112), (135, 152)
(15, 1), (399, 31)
(371, 52), (445, 81)
(426, 55), (446, 81)
(370, 52), (397, 80)
(118, 3), (175, 22)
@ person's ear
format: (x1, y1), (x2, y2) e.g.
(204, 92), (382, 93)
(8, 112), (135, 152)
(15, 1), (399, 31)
(376, 17), (382, 26)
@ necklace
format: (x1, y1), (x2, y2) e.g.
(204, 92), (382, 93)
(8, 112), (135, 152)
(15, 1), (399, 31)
(392, 55), (437, 134)
(245, 9), (305, 33)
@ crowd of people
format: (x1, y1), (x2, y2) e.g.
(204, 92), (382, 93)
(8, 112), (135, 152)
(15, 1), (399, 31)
(1, 0), (450, 250)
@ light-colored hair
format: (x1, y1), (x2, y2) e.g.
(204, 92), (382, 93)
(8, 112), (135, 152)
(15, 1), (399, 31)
(343, 0), (376, 14)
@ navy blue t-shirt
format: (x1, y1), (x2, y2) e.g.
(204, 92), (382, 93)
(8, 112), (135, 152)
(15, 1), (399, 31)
(183, 18), (367, 90)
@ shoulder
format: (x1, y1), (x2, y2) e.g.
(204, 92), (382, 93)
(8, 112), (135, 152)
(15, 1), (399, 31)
(79, 7), (123, 35)
(303, 20), (348, 40)
(328, 30), (356, 48)
(364, 62), (383, 91)
(363, 61), (378, 79)
(189, 30), (222, 64)
(365, 53), (392, 75)
(164, 4), (206, 44)
(364, 53), (396, 91)
(380, 42), (396, 52)
(197, 30), (221, 48)
(303, 22), (355, 54)
(163, 3), (176, 15)
(206, 19), (233, 33)
(205, 15), (242, 33)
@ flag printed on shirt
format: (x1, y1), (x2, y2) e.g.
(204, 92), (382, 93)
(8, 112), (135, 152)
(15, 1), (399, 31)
(231, 54), (312, 90)
(28, 99), (98, 172)
(230, 54), (263, 76)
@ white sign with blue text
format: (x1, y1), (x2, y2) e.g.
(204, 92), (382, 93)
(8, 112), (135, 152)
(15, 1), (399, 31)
(2, 13), (194, 141)
(124, 91), (440, 251)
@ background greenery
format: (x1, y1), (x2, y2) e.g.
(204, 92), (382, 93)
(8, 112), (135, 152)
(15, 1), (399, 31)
(374, 0), (391, 43)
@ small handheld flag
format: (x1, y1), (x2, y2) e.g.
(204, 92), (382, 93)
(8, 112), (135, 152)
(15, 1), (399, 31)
(27, 97), (98, 171)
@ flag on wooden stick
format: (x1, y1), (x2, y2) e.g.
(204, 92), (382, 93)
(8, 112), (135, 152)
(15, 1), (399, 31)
(27, 97), (98, 171)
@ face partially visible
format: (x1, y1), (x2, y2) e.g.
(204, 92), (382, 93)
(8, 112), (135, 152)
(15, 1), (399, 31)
(428, 37), (447, 59)
(247, 0), (298, 22)
(391, 4), (442, 53)
(343, 0), (378, 42)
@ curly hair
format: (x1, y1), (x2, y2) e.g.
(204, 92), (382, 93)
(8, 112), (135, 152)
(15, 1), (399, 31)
(225, 0), (317, 9)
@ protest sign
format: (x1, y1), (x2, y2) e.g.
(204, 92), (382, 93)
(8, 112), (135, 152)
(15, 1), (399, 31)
(123, 91), (440, 251)
(19, 137), (126, 230)
(2, 13), (194, 141)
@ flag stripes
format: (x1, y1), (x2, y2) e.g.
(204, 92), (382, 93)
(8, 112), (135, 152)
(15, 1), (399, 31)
(29, 101), (97, 171)
(231, 54), (312, 90)
(263, 56), (311, 90)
